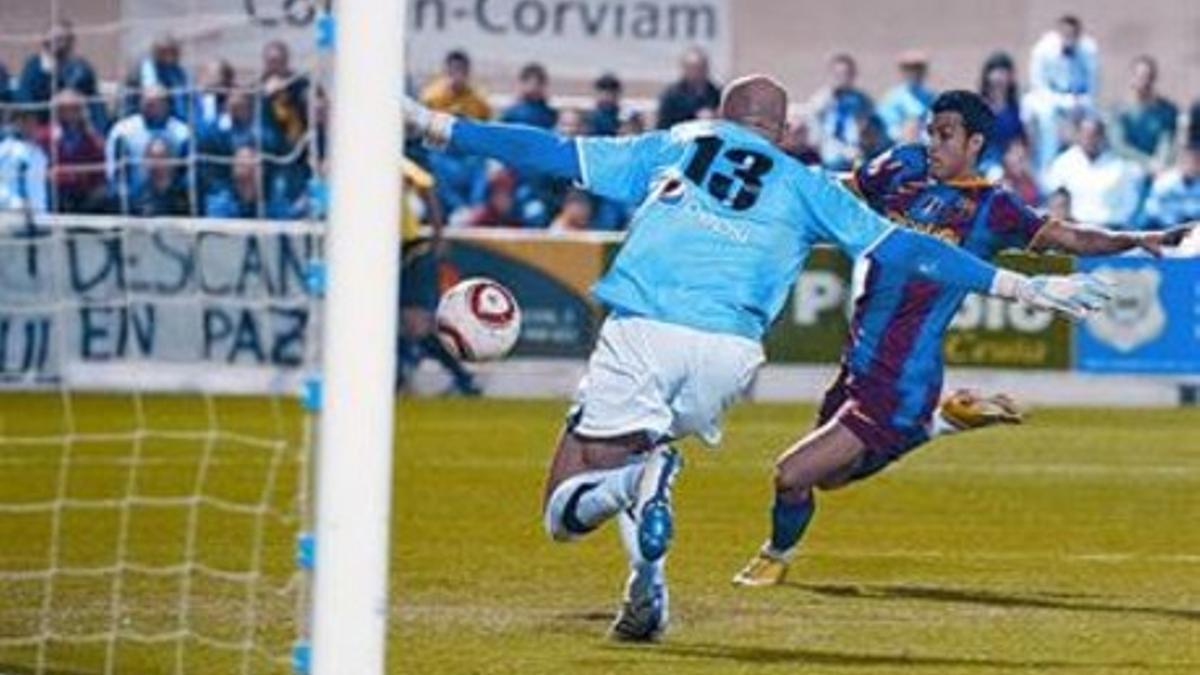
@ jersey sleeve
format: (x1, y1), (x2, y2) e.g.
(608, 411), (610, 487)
(850, 143), (927, 208)
(793, 164), (896, 259)
(576, 131), (677, 205)
(985, 189), (1049, 250)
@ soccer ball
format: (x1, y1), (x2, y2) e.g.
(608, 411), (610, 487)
(435, 277), (522, 361)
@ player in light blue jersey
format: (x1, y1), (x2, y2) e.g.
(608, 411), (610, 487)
(403, 76), (1109, 641)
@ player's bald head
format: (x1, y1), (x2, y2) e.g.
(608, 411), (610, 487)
(719, 74), (788, 142)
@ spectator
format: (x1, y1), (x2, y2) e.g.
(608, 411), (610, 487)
(856, 113), (893, 162)
(808, 53), (874, 170)
(195, 87), (259, 200)
(261, 40), (295, 82)
(656, 47), (720, 129)
(1142, 138), (1200, 228)
(17, 19), (103, 129)
(261, 74), (311, 209)
(124, 34), (190, 120)
(192, 59), (235, 139)
(460, 168), (523, 227)
(128, 138), (189, 216)
(1024, 14), (1100, 173)
(978, 52), (1025, 171)
(42, 89), (106, 213)
(1189, 99), (1200, 147)
(0, 111), (49, 212)
(1045, 116), (1145, 228)
(877, 50), (935, 143)
(779, 113), (821, 165)
(588, 73), (623, 136)
(204, 146), (292, 219)
(421, 51), (490, 223)
(0, 63), (9, 106)
(618, 110), (646, 136)
(106, 83), (191, 205)
(421, 50), (491, 120)
(549, 189), (593, 233)
(501, 63), (557, 129)
(996, 136), (1041, 207)
(1112, 55), (1178, 174)
(1046, 187), (1072, 221)
(260, 40), (309, 112)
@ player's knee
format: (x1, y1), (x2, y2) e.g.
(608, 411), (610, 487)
(542, 499), (578, 543)
(772, 461), (812, 495)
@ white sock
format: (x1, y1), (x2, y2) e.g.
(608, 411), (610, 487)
(927, 408), (963, 438)
(617, 508), (666, 615)
(543, 463), (643, 542)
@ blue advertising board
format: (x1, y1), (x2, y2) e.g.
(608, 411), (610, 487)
(1076, 256), (1200, 374)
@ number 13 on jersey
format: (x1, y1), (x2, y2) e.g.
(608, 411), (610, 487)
(683, 136), (775, 211)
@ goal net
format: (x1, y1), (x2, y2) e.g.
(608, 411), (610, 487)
(0, 0), (340, 672)
(0, 215), (322, 675)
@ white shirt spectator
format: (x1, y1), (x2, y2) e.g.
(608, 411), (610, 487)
(1142, 168), (1200, 228)
(105, 112), (190, 194)
(1024, 25), (1101, 174)
(0, 135), (48, 212)
(1029, 31), (1099, 103)
(1045, 146), (1144, 227)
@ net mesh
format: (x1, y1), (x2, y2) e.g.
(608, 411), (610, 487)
(0, 0), (328, 671)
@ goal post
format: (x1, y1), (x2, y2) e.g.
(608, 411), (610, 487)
(311, 0), (404, 674)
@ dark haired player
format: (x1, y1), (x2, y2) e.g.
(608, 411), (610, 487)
(733, 90), (1194, 587)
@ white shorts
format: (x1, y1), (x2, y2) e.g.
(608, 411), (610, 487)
(569, 315), (764, 447)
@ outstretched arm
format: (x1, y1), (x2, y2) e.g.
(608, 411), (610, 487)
(797, 167), (1111, 318)
(1031, 219), (1195, 257)
(404, 97), (582, 181)
(864, 228), (1104, 316)
(405, 97), (671, 205)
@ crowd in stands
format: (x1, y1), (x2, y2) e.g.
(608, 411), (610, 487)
(1, 14), (1198, 231)
(410, 14), (1198, 232)
(0, 20), (322, 219)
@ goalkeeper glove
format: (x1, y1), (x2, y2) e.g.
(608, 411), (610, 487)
(402, 96), (455, 148)
(992, 271), (1113, 320)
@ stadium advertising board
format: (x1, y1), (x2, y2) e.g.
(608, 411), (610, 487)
(440, 234), (1074, 368)
(1075, 256), (1200, 374)
(120, 0), (732, 83)
(0, 215), (321, 392)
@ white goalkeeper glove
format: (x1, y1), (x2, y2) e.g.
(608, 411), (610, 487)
(402, 96), (454, 148)
(992, 271), (1113, 320)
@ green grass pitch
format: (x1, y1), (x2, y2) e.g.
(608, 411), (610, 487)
(2, 394), (1199, 674)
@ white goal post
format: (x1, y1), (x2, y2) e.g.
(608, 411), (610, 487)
(310, 0), (404, 674)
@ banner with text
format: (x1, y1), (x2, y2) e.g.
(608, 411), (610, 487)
(0, 215), (323, 392)
(119, 0), (732, 84)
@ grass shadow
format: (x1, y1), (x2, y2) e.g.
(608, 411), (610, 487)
(0, 665), (94, 675)
(789, 582), (1200, 623)
(618, 642), (1176, 671)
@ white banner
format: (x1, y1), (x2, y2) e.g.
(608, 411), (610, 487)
(119, 0), (732, 84)
(0, 214), (324, 393)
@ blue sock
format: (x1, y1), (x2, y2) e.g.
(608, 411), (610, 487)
(768, 493), (815, 557)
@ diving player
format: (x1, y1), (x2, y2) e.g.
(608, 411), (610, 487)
(403, 79), (1110, 641)
(732, 90), (1194, 587)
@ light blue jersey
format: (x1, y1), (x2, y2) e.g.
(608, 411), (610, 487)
(578, 120), (894, 341)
